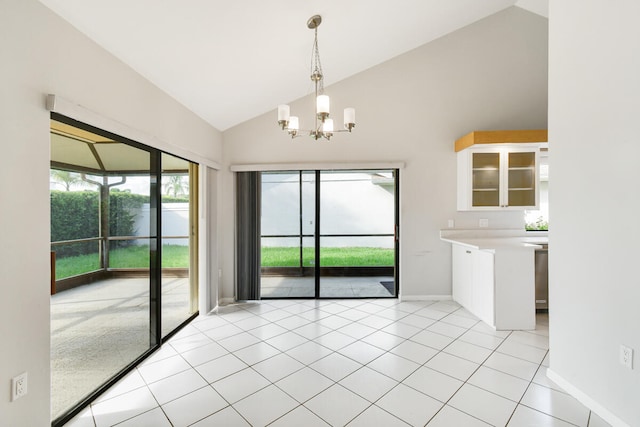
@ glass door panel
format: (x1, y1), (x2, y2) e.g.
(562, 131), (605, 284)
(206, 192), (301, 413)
(161, 153), (197, 337)
(319, 170), (396, 298)
(50, 117), (155, 422)
(260, 171), (316, 298)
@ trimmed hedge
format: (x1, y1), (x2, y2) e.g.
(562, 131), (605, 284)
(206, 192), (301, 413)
(51, 190), (148, 258)
(108, 190), (149, 250)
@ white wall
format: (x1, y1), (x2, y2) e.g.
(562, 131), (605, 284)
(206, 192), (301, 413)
(548, 1), (640, 425)
(221, 7), (548, 300)
(134, 203), (191, 246)
(0, 0), (222, 425)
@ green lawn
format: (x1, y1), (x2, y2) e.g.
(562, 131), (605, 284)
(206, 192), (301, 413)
(55, 245), (394, 280)
(261, 246), (394, 267)
(54, 244), (189, 279)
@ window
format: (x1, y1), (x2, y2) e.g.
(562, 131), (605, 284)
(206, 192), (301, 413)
(525, 150), (549, 230)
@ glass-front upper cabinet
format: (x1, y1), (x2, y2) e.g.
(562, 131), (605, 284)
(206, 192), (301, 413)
(458, 147), (539, 210)
(471, 152), (501, 207)
(507, 151), (536, 207)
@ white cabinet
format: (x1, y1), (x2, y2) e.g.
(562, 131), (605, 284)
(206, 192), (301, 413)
(457, 147), (539, 211)
(450, 242), (536, 330)
(452, 244), (473, 309)
(452, 245), (494, 326)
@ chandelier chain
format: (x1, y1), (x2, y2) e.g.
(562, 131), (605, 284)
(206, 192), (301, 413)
(310, 28), (324, 95)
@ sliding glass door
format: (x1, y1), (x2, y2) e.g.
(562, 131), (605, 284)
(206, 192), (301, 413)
(50, 115), (198, 425)
(259, 169), (398, 299)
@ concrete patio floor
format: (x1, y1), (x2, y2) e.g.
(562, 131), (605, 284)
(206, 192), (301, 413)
(50, 276), (192, 420)
(260, 275), (396, 298)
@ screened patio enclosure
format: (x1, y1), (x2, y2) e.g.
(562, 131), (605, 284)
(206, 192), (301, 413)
(50, 119), (194, 294)
(49, 114), (198, 425)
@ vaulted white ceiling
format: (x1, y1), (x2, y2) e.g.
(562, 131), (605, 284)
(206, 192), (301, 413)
(39, 0), (548, 131)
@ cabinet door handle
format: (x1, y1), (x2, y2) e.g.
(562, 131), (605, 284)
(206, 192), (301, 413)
(466, 250), (471, 254)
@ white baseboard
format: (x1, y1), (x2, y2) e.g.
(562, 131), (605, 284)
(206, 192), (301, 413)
(399, 294), (453, 302)
(546, 368), (630, 427)
(205, 306), (219, 315)
(221, 295), (453, 304)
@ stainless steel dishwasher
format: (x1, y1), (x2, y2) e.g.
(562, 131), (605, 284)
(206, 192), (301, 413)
(535, 244), (548, 311)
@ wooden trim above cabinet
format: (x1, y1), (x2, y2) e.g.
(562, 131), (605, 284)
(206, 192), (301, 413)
(454, 130), (548, 152)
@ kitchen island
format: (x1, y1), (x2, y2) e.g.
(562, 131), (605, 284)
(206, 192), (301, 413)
(441, 230), (547, 331)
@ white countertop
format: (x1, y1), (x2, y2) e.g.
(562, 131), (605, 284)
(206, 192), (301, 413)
(440, 229), (548, 251)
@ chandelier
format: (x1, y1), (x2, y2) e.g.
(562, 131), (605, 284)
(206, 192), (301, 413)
(277, 15), (355, 141)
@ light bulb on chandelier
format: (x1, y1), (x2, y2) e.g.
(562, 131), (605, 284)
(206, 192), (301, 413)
(277, 15), (355, 141)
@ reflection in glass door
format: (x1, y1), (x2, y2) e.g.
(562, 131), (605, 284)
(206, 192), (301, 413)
(260, 169), (398, 298)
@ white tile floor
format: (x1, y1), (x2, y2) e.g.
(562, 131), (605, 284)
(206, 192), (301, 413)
(64, 299), (612, 427)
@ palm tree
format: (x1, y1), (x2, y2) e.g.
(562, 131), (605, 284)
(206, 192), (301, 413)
(50, 170), (86, 191)
(163, 175), (188, 197)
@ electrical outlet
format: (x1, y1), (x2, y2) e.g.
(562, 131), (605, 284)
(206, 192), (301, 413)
(620, 345), (634, 369)
(479, 219), (489, 228)
(447, 219), (455, 228)
(11, 372), (27, 401)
